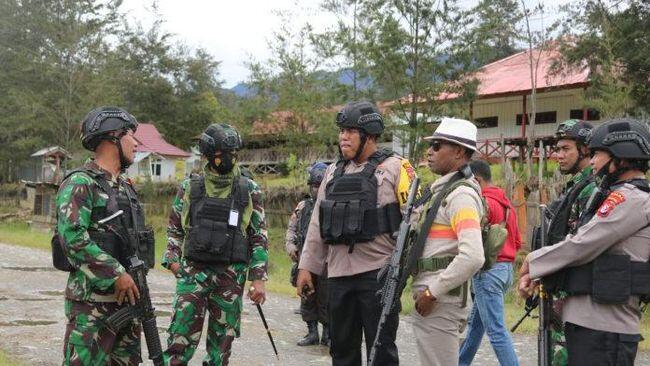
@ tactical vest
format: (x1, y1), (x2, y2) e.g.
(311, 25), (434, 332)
(561, 179), (650, 304)
(540, 175), (594, 293)
(416, 179), (507, 274)
(52, 168), (155, 271)
(183, 174), (250, 265)
(547, 175), (594, 245)
(319, 150), (402, 249)
(296, 198), (315, 251)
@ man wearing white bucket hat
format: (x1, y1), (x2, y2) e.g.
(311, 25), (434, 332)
(410, 117), (485, 365)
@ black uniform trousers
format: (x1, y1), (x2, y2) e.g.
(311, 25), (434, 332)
(565, 322), (640, 366)
(301, 270), (329, 324)
(327, 269), (399, 366)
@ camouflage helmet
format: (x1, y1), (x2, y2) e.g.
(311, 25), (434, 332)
(81, 107), (138, 151)
(335, 101), (384, 136)
(307, 162), (328, 186)
(588, 118), (650, 160)
(555, 119), (593, 145)
(199, 123), (243, 157)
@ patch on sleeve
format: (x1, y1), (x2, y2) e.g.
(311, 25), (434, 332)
(397, 160), (417, 205)
(597, 191), (626, 218)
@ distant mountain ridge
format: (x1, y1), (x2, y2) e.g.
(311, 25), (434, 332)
(228, 68), (373, 97)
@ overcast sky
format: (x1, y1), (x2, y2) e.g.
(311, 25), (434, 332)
(122, 0), (571, 89)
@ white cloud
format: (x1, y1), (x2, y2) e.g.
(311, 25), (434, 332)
(122, 0), (334, 88)
(122, 0), (572, 88)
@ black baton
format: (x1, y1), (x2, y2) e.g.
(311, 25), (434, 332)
(256, 303), (279, 360)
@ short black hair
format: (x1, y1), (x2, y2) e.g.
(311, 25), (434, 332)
(469, 159), (492, 182)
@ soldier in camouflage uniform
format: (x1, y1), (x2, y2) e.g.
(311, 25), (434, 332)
(161, 123), (269, 366)
(286, 162), (330, 346)
(543, 120), (596, 365)
(56, 107), (146, 365)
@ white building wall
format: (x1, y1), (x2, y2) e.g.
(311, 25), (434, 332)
(127, 156), (186, 182)
(473, 88), (603, 141)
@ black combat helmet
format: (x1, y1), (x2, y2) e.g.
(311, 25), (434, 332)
(555, 119), (593, 145)
(198, 123), (243, 157)
(81, 107), (138, 151)
(307, 162), (328, 186)
(588, 118), (650, 160)
(335, 101), (384, 136)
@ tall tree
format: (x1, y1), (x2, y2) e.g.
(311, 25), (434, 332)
(247, 15), (340, 153)
(360, 0), (476, 159)
(315, 0), (375, 100)
(467, 0), (522, 65)
(556, 0), (650, 117)
(0, 0), (227, 181)
(0, 0), (122, 181)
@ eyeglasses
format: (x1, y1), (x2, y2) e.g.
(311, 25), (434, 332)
(429, 141), (444, 152)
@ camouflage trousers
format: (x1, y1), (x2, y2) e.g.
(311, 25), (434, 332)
(163, 263), (247, 366)
(62, 299), (141, 366)
(550, 299), (568, 366)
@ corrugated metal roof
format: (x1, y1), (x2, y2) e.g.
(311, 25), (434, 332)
(134, 123), (191, 158)
(390, 46), (590, 104)
(471, 47), (589, 98)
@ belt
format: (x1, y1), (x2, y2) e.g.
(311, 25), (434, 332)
(416, 255), (467, 302)
(417, 256), (455, 272)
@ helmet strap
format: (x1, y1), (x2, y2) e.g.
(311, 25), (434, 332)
(596, 158), (625, 189)
(109, 131), (131, 172)
(352, 132), (368, 162)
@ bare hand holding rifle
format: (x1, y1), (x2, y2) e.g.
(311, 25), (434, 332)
(100, 210), (164, 366)
(368, 177), (420, 366)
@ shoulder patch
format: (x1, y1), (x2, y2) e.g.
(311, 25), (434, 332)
(597, 191), (626, 218)
(401, 160), (416, 181)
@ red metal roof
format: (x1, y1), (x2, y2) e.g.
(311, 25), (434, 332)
(134, 123), (191, 158)
(388, 45), (590, 105)
(471, 47), (590, 98)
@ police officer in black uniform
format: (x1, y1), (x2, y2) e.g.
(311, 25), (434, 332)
(286, 162), (330, 346)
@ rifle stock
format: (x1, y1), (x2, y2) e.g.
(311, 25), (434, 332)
(368, 177), (419, 366)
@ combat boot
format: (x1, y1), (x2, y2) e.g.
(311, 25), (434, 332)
(297, 320), (319, 346)
(320, 323), (330, 347)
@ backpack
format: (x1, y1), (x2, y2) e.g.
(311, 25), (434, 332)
(440, 180), (509, 271)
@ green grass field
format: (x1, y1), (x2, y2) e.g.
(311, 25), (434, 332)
(0, 349), (24, 366)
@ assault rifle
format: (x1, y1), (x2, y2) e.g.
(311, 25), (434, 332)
(536, 204), (552, 366)
(101, 211), (164, 366)
(368, 177), (419, 366)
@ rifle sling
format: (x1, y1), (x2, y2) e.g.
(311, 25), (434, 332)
(406, 170), (465, 276)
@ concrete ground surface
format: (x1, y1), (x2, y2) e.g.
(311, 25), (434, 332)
(1, 242), (648, 365)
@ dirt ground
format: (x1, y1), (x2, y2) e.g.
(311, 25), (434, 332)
(1, 242), (648, 365)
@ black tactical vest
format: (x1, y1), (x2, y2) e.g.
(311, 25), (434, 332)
(184, 174), (250, 265)
(561, 179), (650, 304)
(541, 175), (594, 292)
(295, 198), (315, 250)
(546, 176), (594, 245)
(319, 150), (402, 249)
(52, 168), (155, 271)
